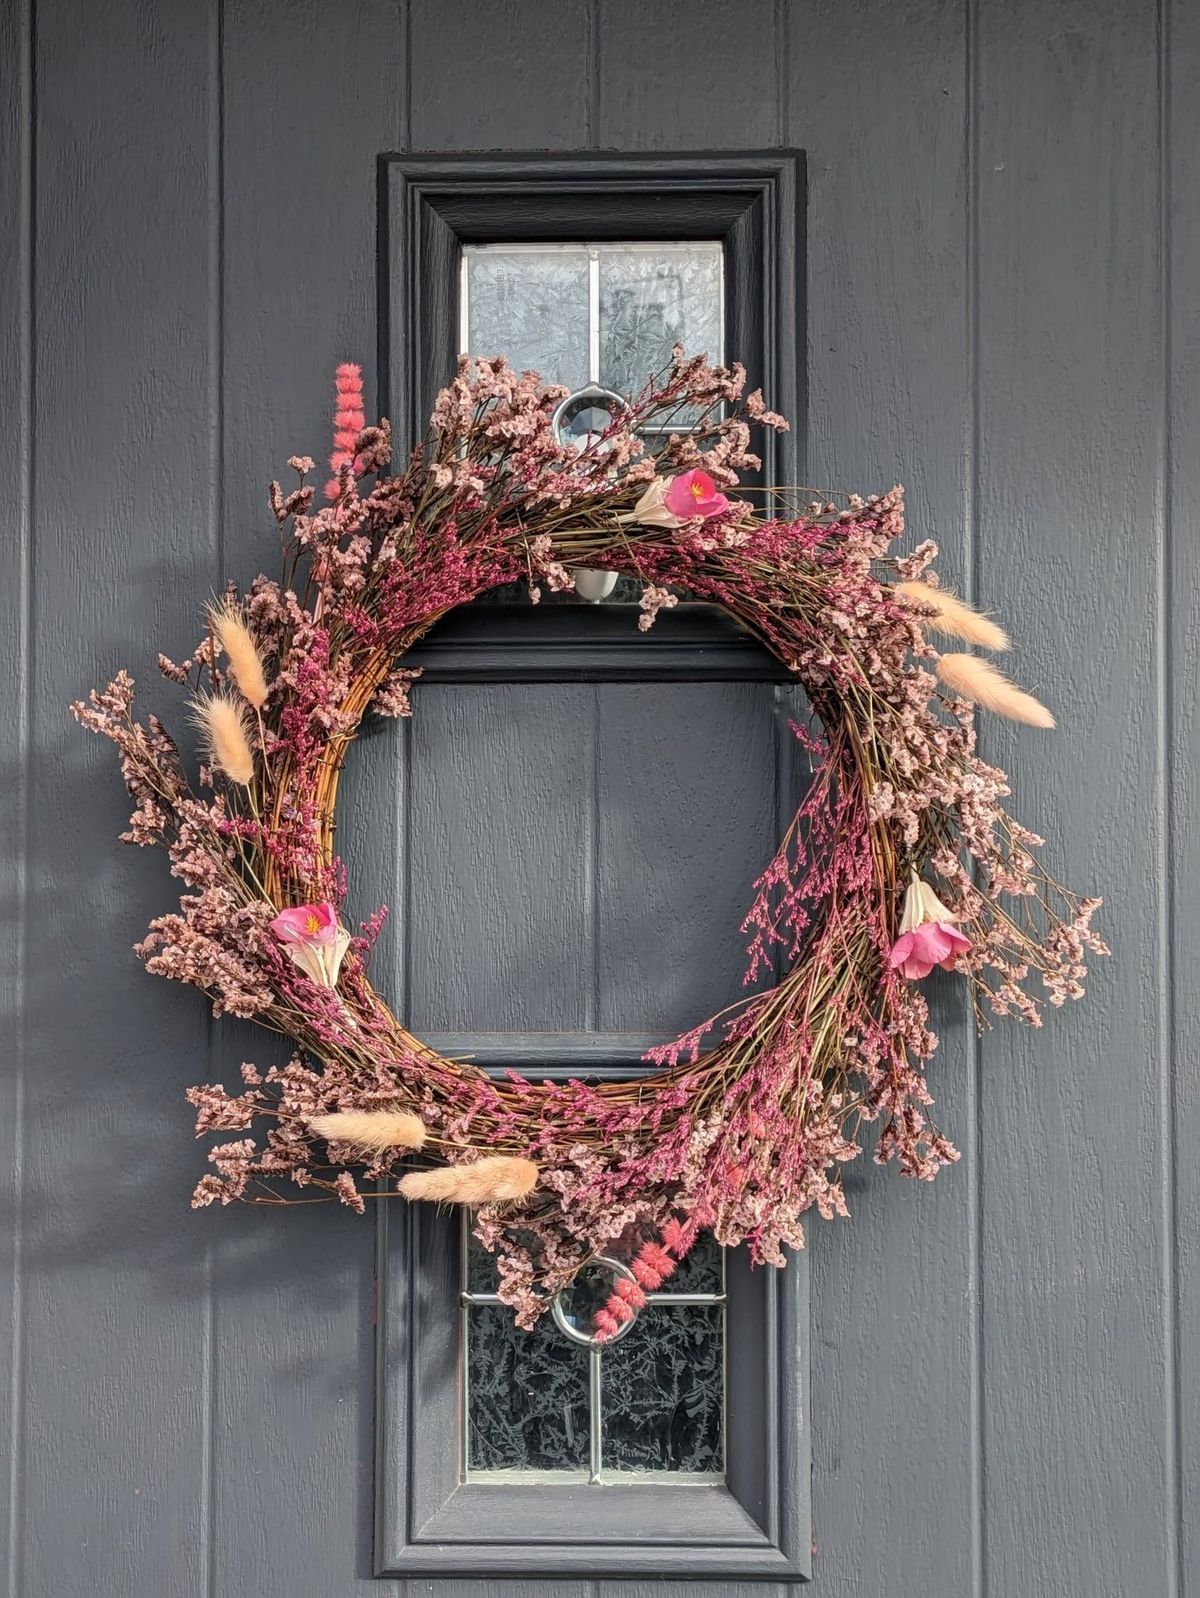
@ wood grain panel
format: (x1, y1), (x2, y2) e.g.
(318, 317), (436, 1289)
(1169, 7), (1198, 1591)
(408, 0), (590, 149)
(209, 3), (407, 1595)
(0, 0), (32, 1588)
(220, 0), (405, 564)
(594, 682), (780, 1033)
(974, 4), (1171, 1595)
(596, 0), (780, 150)
(15, 2), (219, 1592)
(785, 4), (976, 1594)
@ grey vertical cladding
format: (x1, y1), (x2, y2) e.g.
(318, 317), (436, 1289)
(0, 1), (31, 1592)
(973, 6), (1174, 1598)
(1169, 7), (1199, 1594)
(0, 3), (1193, 1598)
(7, 2), (219, 1596)
(786, 5), (979, 1593)
(209, 5), (408, 1598)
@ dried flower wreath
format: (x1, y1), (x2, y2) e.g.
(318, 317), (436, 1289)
(74, 352), (1105, 1331)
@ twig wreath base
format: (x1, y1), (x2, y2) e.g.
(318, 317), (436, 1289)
(74, 352), (1106, 1329)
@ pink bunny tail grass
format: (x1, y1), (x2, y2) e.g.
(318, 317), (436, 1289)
(325, 363), (367, 501)
(630, 1240), (677, 1289)
(593, 1308), (622, 1340)
(595, 1237), (684, 1343)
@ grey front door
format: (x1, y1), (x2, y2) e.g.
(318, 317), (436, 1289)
(5, 2), (1191, 1596)
(362, 158), (810, 1584)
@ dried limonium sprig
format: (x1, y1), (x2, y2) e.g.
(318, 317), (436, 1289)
(71, 345), (1105, 1329)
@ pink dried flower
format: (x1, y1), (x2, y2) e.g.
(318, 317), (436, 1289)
(271, 902), (339, 944)
(888, 873), (972, 979)
(664, 469), (730, 521)
(593, 1308), (621, 1340)
(270, 902), (352, 989)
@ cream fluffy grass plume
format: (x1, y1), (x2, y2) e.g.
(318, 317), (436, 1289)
(397, 1156), (539, 1205)
(307, 1109), (426, 1154)
(897, 579), (1010, 652)
(936, 652), (1055, 728)
(209, 598), (270, 710)
(190, 691), (255, 784)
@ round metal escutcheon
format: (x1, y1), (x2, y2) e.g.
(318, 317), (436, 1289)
(552, 385), (630, 453)
(551, 1255), (640, 1346)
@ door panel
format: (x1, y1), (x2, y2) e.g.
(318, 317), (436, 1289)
(594, 682), (785, 1030)
(405, 683), (597, 1034)
(368, 153), (809, 1584)
(364, 679), (788, 1039)
(3, 1), (1190, 1595)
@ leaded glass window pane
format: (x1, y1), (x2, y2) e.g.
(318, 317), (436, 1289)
(465, 1306), (590, 1473)
(464, 247), (590, 390)
(460, 240), (724, 608)
(461, 241), (723, 402)
(599, 244), (723, 402)
(462, 1217), (726, 1484)
(599, 1306), (724, 1474)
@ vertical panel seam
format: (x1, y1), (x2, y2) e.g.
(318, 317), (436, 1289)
(964, 0), (985, 1592)
(586, 0), (600, 150)
(401, 0), (412, 153)
(588, 686), (599, 1032)
(1157, 1), (1181, 1592)
(394, 26), (409, 1592)
(6, 2), (34, 1594)
(588, 18), (603, 1578)
(774, 0), (789, 148)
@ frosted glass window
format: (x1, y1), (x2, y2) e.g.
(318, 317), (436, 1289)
(461, 241), (724, 401)
(599, 246), (723, 403)
(464, 249), (590, 391)
(460, 241), (725, 606)
(462, 1215), (726, 1484)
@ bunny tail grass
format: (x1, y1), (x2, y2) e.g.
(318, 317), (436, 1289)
(308, 1109), (426, 1154)
(190, 692), (256, 784)
(398, 1155), (539, 1205)
(936, 653), (1055, 728)
(897, 580), (1009, 652)
(209, 599), (270, 710)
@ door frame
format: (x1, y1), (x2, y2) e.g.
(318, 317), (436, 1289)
(372, 151), (811, 1584)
